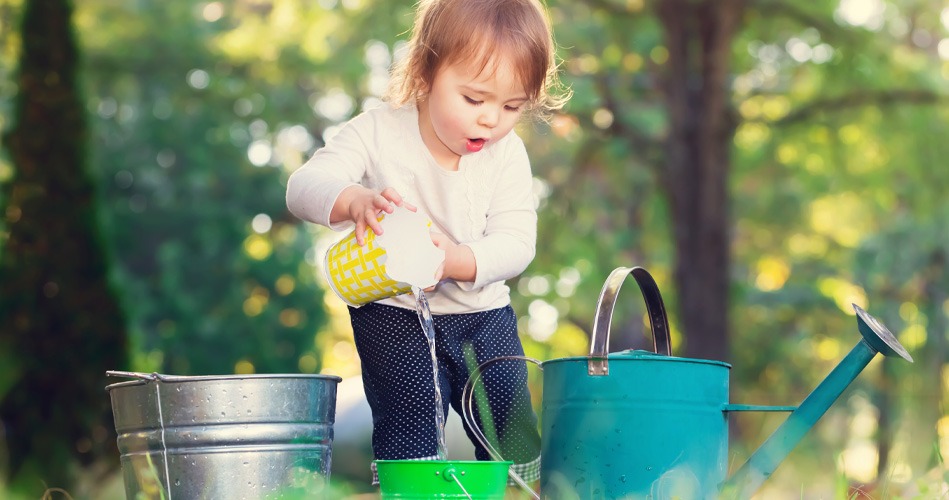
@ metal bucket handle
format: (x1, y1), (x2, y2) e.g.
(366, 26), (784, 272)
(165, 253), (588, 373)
(106, 370), (170, 384)
(461, 355), (543, 500)
(437, 465), (473, 500)
(105, 370), (175, 500)
(588, 266), (671, 376)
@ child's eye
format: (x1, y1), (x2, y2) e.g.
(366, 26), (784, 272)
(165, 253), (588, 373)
(464, 96), (482, 105)
(505, 105), (521, 112)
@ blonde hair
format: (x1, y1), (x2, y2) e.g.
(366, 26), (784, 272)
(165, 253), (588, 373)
(385, 0), (570, 119)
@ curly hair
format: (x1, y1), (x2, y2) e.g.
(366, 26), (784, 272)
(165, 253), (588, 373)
(384, 0), (570, 119)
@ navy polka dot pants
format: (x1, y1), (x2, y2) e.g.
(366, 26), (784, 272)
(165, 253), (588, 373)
(350, 302), (541, 484)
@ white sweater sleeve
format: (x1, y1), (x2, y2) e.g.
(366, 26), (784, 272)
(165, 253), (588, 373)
(461, 140), (537, 290)
(286, 113), (376, 231)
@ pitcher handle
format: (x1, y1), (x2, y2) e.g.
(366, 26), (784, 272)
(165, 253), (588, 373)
(588, 266), (671, 376)
(461, 355), (542, 500)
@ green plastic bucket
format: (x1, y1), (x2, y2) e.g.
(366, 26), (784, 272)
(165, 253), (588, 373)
(376, 460), (513, 499)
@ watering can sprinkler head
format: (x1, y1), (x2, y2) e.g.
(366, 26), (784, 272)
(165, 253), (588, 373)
(853, 303), (914, 363)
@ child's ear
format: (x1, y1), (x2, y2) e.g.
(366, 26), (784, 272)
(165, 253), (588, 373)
(416, 76), (431, 94)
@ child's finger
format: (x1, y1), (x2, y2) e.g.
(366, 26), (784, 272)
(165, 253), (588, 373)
(421, 259), (444, 292)
(433, 261), (445, 282)
(365, 210), (385, 238)
(402, 201), (418, 212)
(374, 194), (395, 213)
(429, 231), (450, 249)
(380, 187), (404, 207)
(354, 219), (367, 246)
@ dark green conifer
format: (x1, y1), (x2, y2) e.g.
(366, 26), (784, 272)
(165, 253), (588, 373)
(0, 0), (127, 492)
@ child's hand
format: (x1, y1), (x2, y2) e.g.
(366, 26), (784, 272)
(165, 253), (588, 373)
(422, 261), (444, 293)
(341, 186), (416, 246)
(429, 231), (476, 285)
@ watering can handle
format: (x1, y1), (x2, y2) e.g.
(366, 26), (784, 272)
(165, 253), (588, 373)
(588, 266), (671, 376)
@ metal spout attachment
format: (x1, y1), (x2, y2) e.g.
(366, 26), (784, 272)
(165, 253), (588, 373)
(720, 304), (913, 500)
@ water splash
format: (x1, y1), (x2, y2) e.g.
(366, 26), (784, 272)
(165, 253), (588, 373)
(413, 286), (448, 460)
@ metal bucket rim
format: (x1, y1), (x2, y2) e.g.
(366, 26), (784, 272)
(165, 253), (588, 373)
(105, 373), (343, 391)
(541, 354), (732, 369)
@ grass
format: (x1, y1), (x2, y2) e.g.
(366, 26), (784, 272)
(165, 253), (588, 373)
(1, 460), (947, 499)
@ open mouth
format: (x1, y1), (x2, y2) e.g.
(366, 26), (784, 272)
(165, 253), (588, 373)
(466, 138), (486, 152)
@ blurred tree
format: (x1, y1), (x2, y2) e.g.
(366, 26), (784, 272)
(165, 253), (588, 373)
(519, 1), (947, 492)
(0, 0), (127, 494)
(73, 0), (338, 377)
(521, 0), (945, 360)
(728, 2), (949, 484)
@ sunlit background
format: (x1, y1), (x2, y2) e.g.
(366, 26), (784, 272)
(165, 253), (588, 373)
(1, 0), (948, 498)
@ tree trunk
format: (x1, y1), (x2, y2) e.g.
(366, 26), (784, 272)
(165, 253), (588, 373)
(0, 0), (127, 493)
(657, 0), (742, 362)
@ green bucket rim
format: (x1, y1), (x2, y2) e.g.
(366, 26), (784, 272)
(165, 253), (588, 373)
(376, 460), (513, 499)
(375, 459), (514, 465)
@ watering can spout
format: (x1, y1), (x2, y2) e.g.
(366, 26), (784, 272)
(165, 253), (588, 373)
(720, 304), (913, 500)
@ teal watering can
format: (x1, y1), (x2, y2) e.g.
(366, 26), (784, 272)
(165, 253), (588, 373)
(463, 266), (913, 500)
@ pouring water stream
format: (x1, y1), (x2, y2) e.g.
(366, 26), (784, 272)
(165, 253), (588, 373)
(412, 286), (449, 461)
(413, 286), (518, 499)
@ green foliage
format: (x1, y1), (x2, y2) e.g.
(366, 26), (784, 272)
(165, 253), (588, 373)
(76, 0), (338, 377)
(0, 0), (127, 494)
(513, 0), (949, 495)
(726, 1), (949, 486)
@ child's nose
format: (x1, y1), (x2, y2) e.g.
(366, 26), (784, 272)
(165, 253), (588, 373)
(478, 107), (499, 128)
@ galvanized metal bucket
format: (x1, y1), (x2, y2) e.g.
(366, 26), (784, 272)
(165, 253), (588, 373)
(106, 372), (342, 500)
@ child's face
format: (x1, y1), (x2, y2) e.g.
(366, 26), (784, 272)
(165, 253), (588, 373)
(418, 55), (528, 170)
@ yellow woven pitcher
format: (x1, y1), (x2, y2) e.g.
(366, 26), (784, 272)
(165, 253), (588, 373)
(323, 207), (442, 307)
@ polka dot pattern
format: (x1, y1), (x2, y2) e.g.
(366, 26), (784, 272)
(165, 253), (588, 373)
(350, 303), (541, 476)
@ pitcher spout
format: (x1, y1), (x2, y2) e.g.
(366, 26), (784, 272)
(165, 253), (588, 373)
(720, 304), (913, 500)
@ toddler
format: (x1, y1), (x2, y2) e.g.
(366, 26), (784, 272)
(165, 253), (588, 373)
(286, 0), (569, 487)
